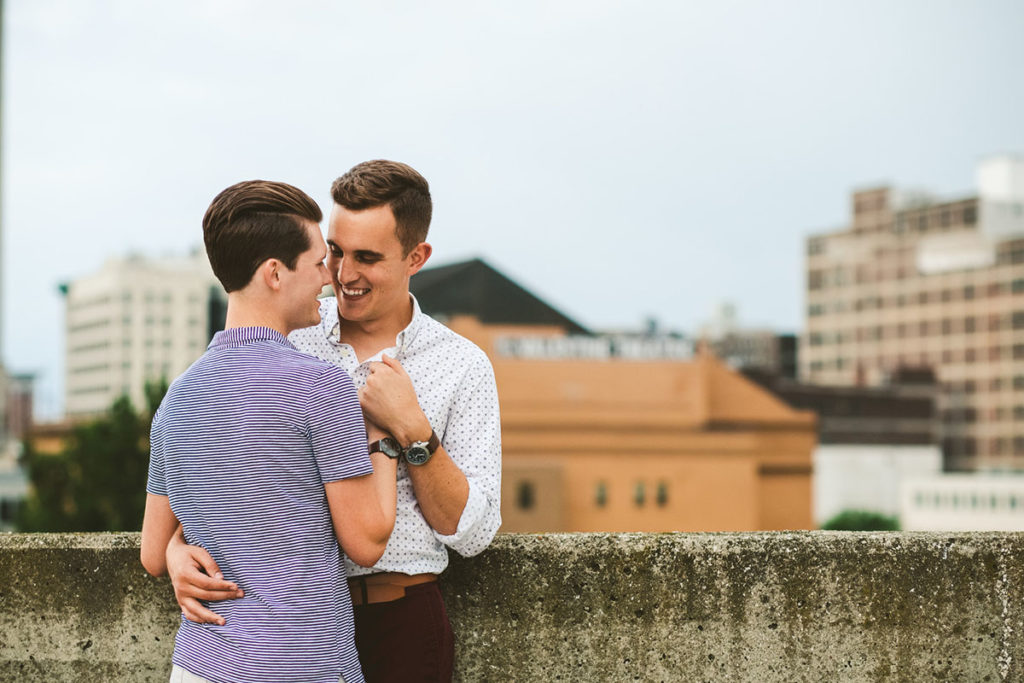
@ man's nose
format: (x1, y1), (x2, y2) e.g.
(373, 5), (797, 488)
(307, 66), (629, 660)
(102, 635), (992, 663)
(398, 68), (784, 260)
(337, 256), (357, 283)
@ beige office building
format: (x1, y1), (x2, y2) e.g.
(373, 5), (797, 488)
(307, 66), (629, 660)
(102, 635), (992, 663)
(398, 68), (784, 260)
(803, 155), (1024, 470)
(62, 252), (226, 418)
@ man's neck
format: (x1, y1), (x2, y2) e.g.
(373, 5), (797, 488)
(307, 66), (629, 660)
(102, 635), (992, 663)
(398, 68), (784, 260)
(337, 295), (414, 361)
(224, 300), (289, 337)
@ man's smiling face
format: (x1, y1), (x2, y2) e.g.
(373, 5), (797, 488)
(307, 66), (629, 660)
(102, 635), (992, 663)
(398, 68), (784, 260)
(326, 202), (417, 325)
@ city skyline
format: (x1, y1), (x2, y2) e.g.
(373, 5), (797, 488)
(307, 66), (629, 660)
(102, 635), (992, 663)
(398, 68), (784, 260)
(2, 1), (1023, 416)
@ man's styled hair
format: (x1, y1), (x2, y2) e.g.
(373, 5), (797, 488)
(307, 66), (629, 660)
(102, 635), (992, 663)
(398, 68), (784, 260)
(330, 160), (432, 255)
(203, 180), (323, 292)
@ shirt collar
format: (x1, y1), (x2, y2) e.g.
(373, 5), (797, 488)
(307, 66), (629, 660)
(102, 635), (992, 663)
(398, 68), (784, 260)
(324, 294), (425, 354)
(210, 326), (294, 350)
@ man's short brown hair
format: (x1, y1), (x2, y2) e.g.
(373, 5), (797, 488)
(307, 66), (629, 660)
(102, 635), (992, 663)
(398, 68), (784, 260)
(330, 160), (432, 255)
(203, 180), (323, 292)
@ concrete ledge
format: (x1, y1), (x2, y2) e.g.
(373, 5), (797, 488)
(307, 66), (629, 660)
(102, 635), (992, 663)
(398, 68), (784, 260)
(2, 532), (1023, 681)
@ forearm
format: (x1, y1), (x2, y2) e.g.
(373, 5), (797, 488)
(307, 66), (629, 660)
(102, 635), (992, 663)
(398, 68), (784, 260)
(406, 445), (469, 536)
(140, 493), (178, 576)
(368, 452), (398, 540)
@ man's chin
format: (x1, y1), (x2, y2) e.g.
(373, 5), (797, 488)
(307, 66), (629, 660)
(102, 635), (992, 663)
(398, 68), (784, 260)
(337, 298), (369, 322)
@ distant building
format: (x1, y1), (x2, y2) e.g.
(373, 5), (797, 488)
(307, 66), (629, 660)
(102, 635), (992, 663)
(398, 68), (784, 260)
(901, 474), (1024, 531)
(412, 258), (818, 533)
(747, 370), (940, 527)
(61, 252), (227, 418)
(411, 257), (590, 333)
(702, 303), (798, 379)
(803, 155), (1024, 471)
(0, 374), (29, 532)
(5, 372), (34, 441)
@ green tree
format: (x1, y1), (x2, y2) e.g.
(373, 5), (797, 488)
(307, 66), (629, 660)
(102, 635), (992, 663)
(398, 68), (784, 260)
(822, 509), (900, 531)
(17, 380), (168, 532)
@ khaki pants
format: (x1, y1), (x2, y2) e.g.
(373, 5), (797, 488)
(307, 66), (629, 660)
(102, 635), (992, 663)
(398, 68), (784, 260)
(171, 664), (347, 682)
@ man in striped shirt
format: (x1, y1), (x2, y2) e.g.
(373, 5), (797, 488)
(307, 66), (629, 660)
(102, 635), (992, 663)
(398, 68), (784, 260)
(165, 161), (503, 681)
(141, 180), (398, 683)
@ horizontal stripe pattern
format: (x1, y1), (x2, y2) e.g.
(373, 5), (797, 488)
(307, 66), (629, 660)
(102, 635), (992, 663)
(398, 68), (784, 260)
(147, 326), (371, 683)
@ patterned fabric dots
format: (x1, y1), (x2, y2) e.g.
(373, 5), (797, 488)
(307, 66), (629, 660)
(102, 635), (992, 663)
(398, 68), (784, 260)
(290, 296), (502, 577)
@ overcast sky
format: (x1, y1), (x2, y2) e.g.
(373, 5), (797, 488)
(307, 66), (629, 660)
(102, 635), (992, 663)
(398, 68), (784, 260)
(3, 0), (1023, 417)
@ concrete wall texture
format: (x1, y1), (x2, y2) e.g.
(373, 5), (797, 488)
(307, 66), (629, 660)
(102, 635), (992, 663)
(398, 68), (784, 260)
(2, 531), (1023, 682)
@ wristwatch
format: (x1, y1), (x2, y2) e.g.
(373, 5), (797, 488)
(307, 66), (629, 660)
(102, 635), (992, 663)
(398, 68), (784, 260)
(368, 437), (402, 460)
(403, 430), (440, 466)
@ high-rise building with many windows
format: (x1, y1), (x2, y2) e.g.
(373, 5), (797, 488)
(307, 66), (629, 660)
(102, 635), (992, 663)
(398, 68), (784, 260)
(62, 252), (227, 418)
(803, 155), (1024, 471)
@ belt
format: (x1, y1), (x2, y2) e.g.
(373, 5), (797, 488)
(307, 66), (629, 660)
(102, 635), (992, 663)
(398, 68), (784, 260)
(348, 572), (438, 606)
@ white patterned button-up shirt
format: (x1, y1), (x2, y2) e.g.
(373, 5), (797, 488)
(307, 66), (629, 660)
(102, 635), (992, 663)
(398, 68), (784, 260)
(289, 295), (502, 577)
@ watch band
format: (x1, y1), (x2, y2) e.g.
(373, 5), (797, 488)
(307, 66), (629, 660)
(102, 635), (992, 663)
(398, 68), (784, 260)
(403, 430), (441, 465)
(368, 437), (402, 459)
(419, 430), (441, 455)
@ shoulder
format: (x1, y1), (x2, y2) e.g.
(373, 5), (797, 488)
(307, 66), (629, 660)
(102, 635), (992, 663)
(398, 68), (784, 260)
(415, 313), (493, 370)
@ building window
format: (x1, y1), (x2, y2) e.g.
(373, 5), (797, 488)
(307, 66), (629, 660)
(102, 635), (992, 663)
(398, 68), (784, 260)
(634, 482), (646, 507)
(1013, 279), (1024, 294)
(656, 481), (669, 507)
(964, 285), (975, 300)
(516, 482), (535, 510)
(965, 317), (976, 333)
(595, 481), (607, 507)
(1013, 312), (1024, 330)
(1015, 376), (1024, 391)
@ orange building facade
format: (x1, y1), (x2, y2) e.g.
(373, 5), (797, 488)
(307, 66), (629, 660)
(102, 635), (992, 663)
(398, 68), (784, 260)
(445, 316), (817, 533)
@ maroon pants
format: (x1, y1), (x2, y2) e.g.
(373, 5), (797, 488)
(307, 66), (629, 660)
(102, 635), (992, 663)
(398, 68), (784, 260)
(353, 581), (454, 682)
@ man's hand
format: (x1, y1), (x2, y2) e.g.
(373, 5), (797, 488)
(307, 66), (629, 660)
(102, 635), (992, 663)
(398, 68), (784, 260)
(166, 529), (243, 625)
(359, 355), (432, 445)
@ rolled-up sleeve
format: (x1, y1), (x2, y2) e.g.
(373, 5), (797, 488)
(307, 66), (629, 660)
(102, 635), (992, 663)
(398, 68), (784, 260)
(432, 354), (502, 557)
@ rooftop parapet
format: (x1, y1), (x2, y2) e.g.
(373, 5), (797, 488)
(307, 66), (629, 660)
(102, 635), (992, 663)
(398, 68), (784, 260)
(1, 531), (1022, 681)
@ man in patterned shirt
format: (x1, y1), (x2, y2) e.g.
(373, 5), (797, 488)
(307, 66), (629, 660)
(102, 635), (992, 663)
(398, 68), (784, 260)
(166, 161), (503, 681)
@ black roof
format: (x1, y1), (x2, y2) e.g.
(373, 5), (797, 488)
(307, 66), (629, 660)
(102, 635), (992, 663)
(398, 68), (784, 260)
(410, 258), (589, 334)
(743, 370), (938, 446)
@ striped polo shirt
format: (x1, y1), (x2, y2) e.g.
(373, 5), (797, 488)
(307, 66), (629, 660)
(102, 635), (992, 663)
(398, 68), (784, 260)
(147, 327), (372, 683)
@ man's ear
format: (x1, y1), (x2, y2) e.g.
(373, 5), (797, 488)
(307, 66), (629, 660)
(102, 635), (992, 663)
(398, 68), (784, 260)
(261, 259), (284, 291)
(406, 243), (432, 276)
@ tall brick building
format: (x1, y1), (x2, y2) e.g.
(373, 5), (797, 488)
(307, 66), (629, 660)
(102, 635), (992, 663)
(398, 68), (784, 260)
(803, 156), (1024, 470)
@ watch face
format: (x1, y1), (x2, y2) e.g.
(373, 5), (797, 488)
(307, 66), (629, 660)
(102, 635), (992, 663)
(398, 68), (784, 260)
(404, 445), (430, 465)
(380, 438), (402, 459)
